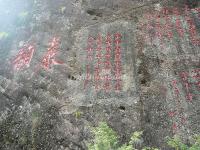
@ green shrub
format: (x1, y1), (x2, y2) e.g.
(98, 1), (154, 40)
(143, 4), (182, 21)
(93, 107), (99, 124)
(87, 122), (157, 150)
(167, 135), (200, 150)
(87, 122), (200, 150)
(88, 122), (118, 150)
(74, 111), (82, 119)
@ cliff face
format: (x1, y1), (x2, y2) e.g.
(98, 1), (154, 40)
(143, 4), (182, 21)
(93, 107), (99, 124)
(0, 0), (199, 149)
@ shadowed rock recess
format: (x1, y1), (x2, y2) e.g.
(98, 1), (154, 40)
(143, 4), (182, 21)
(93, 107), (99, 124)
(0, 0), (199, 149)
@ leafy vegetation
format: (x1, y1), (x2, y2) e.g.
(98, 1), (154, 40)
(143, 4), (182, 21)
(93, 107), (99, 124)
(87, 122), (157, 150)
(74, 111), (82, 119)
(167, 135), (200, 150)
(88, 122), (118, 150)
(88, 122), (200, 150)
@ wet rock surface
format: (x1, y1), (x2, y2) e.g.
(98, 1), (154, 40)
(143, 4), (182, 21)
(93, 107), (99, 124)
(0, 0), (199, 149)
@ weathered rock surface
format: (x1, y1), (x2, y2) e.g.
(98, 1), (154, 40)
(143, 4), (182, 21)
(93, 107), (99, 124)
(0, 0), (199, 149)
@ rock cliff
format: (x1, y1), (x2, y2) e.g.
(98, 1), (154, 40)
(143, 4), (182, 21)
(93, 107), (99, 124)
(0, 0), (199, 149)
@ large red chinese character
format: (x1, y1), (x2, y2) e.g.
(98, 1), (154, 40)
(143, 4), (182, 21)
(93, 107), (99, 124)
(41, 37), (63, 70)
(12, 44), (35, 71)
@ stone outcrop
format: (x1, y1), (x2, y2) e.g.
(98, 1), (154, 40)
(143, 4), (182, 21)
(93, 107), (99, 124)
(0, 0), (199, 149)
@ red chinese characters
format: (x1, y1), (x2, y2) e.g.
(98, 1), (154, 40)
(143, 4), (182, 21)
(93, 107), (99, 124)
(142, 6), (200, 46)
(41, 37), (63, 70)
(168, 108), (187, 133)
(84, 33), (123, 93)
(114, 33), (122, 92)
(171, 69), (199, 102)
(171, 113), (186, 133)
(169, 68), (200, 133)
(12, 44), (35, 71)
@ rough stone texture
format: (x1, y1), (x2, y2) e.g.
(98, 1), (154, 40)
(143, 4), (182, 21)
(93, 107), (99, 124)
(0, 0), (199, 149)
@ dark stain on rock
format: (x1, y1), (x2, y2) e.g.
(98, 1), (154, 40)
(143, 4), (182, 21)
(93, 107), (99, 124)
(86, 9), (103, 17)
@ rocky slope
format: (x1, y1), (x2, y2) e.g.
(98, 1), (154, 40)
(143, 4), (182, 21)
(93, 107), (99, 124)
(0, 0), (199, 149)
